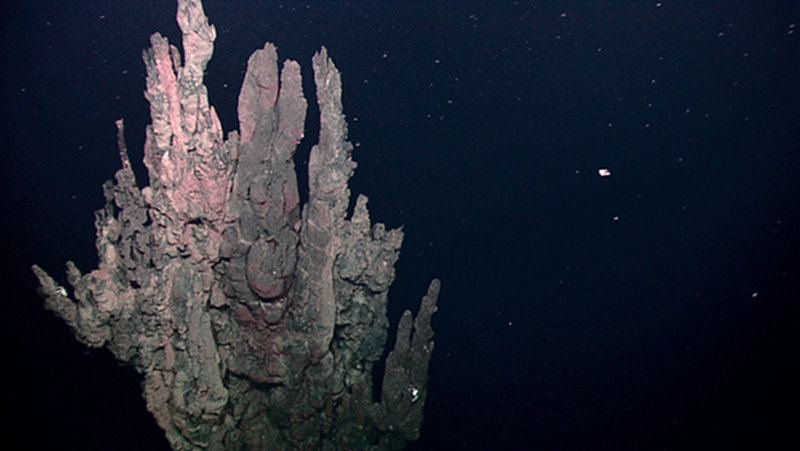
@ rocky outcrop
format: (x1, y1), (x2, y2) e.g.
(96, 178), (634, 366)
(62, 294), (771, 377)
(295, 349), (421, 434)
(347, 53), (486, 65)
(32, 0), (438, 449)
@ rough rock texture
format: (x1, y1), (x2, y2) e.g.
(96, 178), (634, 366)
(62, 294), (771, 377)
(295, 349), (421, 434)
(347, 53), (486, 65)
(31, 0), (439, 449)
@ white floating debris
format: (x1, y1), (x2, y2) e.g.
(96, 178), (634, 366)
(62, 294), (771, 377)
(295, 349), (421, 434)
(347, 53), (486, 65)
(598, 168), (611, 177)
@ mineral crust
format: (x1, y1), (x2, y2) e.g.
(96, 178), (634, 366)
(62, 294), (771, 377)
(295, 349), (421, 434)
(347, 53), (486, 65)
(32, 0), (439, 449)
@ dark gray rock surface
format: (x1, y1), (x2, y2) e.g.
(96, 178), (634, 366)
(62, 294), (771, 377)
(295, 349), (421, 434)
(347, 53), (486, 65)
(32, 0), (438, 448)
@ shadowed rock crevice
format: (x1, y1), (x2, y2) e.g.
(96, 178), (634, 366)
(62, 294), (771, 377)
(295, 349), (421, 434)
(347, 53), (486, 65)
(32, 0), (439, 449)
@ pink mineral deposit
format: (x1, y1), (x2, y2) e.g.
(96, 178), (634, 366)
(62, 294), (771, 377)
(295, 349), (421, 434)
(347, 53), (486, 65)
(32, 0), (439, 449)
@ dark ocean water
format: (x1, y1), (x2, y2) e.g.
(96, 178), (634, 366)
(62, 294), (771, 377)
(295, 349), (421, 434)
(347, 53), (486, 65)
(2, 1), (798, 449)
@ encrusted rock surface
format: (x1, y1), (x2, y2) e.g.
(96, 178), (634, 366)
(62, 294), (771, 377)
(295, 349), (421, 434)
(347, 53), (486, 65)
(32, 0), (438, 449)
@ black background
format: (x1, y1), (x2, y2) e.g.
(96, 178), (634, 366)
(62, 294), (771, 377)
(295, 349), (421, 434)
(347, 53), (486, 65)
(2, 1), (798, 449)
